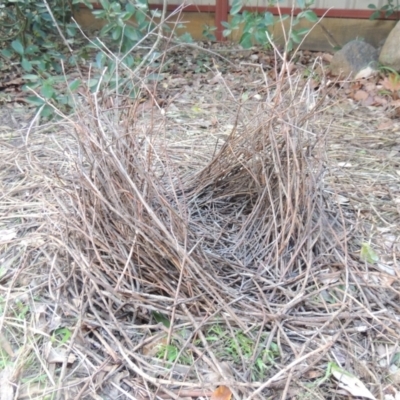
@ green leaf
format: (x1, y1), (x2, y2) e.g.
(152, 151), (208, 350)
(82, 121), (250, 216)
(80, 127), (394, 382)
(290, 30), (301, 43)
(367, 3), (377, 9)
(40, 105), (54, 119)
(296, 27), (310, 35)
(254, 29), (267, 44)
(286, 39), (294, 52)
(146, 73), (163, 81)
(22, 74), (40, 81)
(69, 79), (81, 91)
(41, 83), (54, 99)
(223, 29), (232, 37)
(111, 2), (121, 12)
(136, 9), (147, 25)
(231, 14), (242, 27)
(26, 96), (45, 106)
(203, 31), (216, 41)
(150, 9), (161, 18)
(88, 78), (99, 88)
(74, 0), (93, 9)
(302, 10), (318, 22)
(264, 12), (275, 26)
(126, 3), (136, 13)
(152, 311), (170, 328)
(136, 0), (149, 10)
(119, 11), (134, 21)
(179, 32), (193, 43)
(24, 45), (39, 55)
(124, 25), (140, 41)
(53, 327), (72, 344)
(92, 10), (107, 18)
(112, 26), (122, 41)
(297, 0), (305, 8)
(1, 49), (12, 58)
(221, 21), (231, 28)
(11, 39), (24, 56)
(66, 26), (77, 37)
(360, 243), (379, 264)
(21, 58), (33, 72)
(95, 52), (106, 68)
(230, 0), (242, 15)
(123, 54), (135, 68)
(240, 32), (253, 48)
(369, 10), (380, 19)
(99, 0), (110, 11)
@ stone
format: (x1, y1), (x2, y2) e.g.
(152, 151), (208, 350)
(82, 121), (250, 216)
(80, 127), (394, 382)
(379, 21), (400, 72)
(330, 40), (378, 78)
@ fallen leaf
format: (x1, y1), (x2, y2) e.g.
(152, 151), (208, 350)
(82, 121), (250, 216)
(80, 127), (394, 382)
(152, 311), (170, 328)
(363, 96), (375, 106)
(336, 195), (349, 204)
(0, 366), (15, 400)
(46, 346), (76, 364)
(331, 364), (376, 400)
(142, 336), (167, 356)
(211, 386), (232, 400)
(305, 369), (324, 379)
(364, 82), (377, 92)
(353, 90), (369, 101)
(382, 74), (400, 93)
(0, 332), (14, 358)
(373, 96), (388, 106)
(360, 243), (379, 264)
(377, 120), (394, 130)
(0, 229), (17, 243)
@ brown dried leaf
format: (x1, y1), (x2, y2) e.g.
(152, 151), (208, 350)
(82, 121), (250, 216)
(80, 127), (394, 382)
(142, 336), (167, 356)
(377, 120), (394, 130)
(363, 95), (375, 106)
(305, 369), (324, 379)
(353, 90), (369, 101)
(373, 96), (388, 106)
(211, 386), (232, 400)
(382, 74), (400, 92)
(364, 82), (378, 92)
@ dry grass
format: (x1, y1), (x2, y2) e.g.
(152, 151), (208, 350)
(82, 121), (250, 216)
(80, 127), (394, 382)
(1, 50), (400, 400)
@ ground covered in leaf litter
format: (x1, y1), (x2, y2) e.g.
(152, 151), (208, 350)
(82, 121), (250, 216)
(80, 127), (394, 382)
(0, 44), (400, 400)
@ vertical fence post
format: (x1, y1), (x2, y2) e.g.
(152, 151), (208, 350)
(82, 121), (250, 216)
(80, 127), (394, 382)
(215, 0), (229, 41)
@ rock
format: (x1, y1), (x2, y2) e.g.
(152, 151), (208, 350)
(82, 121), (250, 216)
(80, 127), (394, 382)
(379, 21), (400, 71)
(330, 40), (378, 78)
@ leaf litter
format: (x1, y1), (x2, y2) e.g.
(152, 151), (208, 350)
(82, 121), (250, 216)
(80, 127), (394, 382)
(0, 41), (399, 400)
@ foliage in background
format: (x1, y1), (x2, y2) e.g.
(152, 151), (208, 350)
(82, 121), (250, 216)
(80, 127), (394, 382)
(368, 0), (400, 19)
(0, 0), (77, 73)
(0, 0), (174, 117)
(0, 0), (320, 117)
(221, 0), (318, 51)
